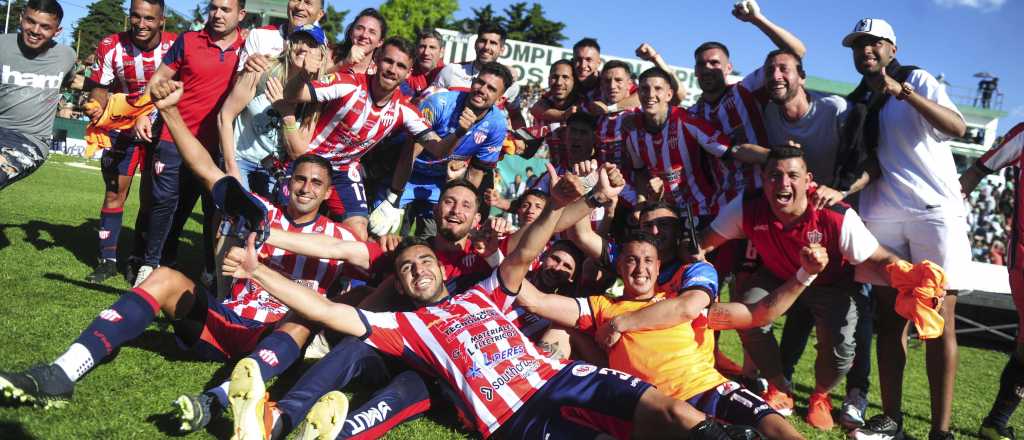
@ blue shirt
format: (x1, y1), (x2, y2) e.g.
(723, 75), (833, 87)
(413, 91), (506, 178)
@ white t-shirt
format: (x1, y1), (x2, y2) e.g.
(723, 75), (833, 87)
(764, 92), (849, 186)
(710, 196), (880, 265)
(858, 69), (965, 222)
(233, 91), (281, 164)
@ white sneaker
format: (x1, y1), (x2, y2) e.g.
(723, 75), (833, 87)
(840, 388), (869, 429)
(228, 358), (267, 440)
(296, 391), (349, 440)
(133, 265), (155, 288)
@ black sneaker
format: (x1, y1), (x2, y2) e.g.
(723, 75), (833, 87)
(852, 415), (904, 440)
(85, 259), (118, 283)
(690, 419), (763, 440)
(0, 364), (74, 408)
(171, 392), (221, 433)
(929, 430), (955, 440)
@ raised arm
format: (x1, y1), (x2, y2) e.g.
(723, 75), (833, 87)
(635, 43), (687, 104)
(217, 70), (261, 180)
(500, 163), (584, 293)
(514, 278), (582, 328)
(708, 244), (827, 330)
(224, 234), (368, 336)
(734, 0), (806, 58)
(151, 79), (225, 191)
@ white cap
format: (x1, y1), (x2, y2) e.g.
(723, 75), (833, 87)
(841, 18), (896, 48)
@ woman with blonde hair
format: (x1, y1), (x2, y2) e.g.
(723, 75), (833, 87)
(217, 25), (331, 197)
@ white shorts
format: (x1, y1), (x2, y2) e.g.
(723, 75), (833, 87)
(855, 216), (972, 290)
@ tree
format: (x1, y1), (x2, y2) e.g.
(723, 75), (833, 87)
(448, 2), (565, 46)
(448, 4), (501, 35)
(163, 8), (190, 35)
(379, 0), (457, 42)
(72, 0), (126, 58)
(319, 4), (348, 44)
(1, 0), (27, 34)
(509, 3), (565, 45)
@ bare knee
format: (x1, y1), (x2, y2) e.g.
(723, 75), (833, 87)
(137, 267), (195, 312)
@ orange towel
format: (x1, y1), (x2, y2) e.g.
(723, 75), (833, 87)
(85, 93), (154, 157)
(885, 260), (947, 340)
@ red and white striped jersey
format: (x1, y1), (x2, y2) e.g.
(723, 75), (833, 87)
(688, 69), (769, 204)
(223, 198), (359, 323)
(359, 270), (566, 437)
(89, 31), (176, 98)
(623, 107), (731, 216)
(977, 123), (1024, 269)
(309, 73), (432, 169)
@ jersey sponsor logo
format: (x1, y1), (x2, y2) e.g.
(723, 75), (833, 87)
(479, 386), (494, 401)
(442, 309), (499, 339)
(258, 349), (279, 367)
(1, 65), (66, 90)
(688, 275), (714, 286)
(806, 229), (823, 244)
(99, 309), (123, 323)
(490, 359), (538, 388)
(571, 364), (597, 377)
(345, 401), (392, 434)
(478, 345), (525, 368)
(468, 324), (517, 349)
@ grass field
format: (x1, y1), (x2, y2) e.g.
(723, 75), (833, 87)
(0, 154), (1021, 439)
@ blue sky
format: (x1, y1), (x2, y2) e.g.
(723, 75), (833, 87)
(55, 0), (1024, 132)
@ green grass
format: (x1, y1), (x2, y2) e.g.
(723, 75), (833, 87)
(0, 155), (1021, 439)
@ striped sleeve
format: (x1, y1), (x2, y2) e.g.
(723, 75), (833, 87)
(978, 123), (1024, 173)
(311, 74), (359, 103)
(684, 115), (731, 157)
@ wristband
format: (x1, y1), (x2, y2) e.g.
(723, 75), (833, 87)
(795, 267), (817, 286)
(485, 248), (504, 267)
(384, 190), (400, 205)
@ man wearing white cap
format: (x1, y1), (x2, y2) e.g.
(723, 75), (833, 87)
(841, 18), (969, 440)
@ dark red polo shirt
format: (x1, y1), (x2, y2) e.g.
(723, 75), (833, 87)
(159, 28), (244, 148)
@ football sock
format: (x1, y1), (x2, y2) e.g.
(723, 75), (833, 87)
(98, 207), (124, 261)
(55, 288), (159, 381)
(985, 355), (1024, 428)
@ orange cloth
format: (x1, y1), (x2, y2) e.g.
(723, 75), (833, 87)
(886, 260), (947, 339)
(85, 93), (154, 157)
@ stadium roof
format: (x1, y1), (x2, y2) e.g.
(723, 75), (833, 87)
(805, 75), (1007, 120)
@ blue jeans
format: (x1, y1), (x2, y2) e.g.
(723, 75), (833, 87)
(234, 157), (276, 199)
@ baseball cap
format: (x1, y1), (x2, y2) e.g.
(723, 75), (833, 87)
(290, 24), (326, 46)
(841, 18), (896, 48)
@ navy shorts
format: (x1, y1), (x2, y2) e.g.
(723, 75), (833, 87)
(497, 362), (652, 439)
(172, 283), (270, 362)
(324, 163), (369, 220)
(100, 134), (146, 177)
(686, 381), (778, 427)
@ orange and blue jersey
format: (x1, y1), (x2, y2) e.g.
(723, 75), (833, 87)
(574, 261), (728, 400)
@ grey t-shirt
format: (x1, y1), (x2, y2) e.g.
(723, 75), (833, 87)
(763, 91), (849, 185)
(0, 34), (76, 148)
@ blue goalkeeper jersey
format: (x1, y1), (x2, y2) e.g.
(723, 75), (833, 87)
(413, 91), (506, 178)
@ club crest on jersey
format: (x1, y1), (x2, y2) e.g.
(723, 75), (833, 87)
(380, 108), (397, 127)
(258, 349), (279, 367)
(347, 165), (362, 182)
(806, 229), (823, 244)
(571, 364), (597, 377)
(473, 131), (487, 144)
(99, 309), (123, 323)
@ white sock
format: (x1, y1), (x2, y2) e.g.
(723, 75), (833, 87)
(53, 343), (94, 382)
